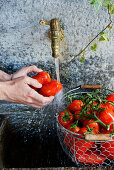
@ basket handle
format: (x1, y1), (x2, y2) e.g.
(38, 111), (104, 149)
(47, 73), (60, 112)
(81, 84), (101, 89)
(85, 134), (112, 141)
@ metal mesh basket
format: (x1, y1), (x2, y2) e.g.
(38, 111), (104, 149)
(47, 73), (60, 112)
(56, 87), (114, 166)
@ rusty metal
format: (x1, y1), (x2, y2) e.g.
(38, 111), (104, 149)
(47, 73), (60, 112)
(40, 18), (64, 58)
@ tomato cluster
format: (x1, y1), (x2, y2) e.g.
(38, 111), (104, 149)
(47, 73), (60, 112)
(58, 93), (114, 165)
(31, 71), (62, 96)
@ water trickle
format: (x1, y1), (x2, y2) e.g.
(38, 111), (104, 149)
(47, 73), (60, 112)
(55, 58), (60, 82)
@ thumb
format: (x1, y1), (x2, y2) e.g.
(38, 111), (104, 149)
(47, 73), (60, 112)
(26, 65), (43, 74)
(26, 76), (42, 88)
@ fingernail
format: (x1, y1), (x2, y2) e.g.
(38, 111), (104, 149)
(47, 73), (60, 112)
(39, 69), (43, 72)
(38, 83), (42, 88)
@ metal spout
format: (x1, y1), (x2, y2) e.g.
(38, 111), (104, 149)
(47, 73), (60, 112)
(40, 18), (64, 58)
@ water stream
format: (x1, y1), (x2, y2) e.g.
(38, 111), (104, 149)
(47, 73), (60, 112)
(54, 58), (60, 82)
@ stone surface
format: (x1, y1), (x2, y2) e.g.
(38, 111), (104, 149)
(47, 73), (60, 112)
(0, 0), (114, 167)
(0, 0), (114, 89)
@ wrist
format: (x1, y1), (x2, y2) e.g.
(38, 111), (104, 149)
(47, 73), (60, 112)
(0, 70), (12, 81)
(0, 81), (9, 101)
(10, 74), (13, 80)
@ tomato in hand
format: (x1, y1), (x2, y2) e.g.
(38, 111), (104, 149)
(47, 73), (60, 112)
(58, 110), (74, 128)
(83, 119), (99, 134)
(39, 80), (63, 97)
(97, 108), (114, 130)
(67, 100), (84, 113)
(75, 149), (106, 165)
(31, 71), (51, 91)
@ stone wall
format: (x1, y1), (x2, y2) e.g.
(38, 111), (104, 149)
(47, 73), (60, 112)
(0, 0), (114, 90)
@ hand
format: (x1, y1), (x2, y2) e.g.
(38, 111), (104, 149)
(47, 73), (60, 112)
(0, 76), (54, 109)
(0, 70), (12, 81)
(11, 65), (43, 80)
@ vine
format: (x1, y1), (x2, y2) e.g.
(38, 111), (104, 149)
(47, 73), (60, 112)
(60, 0), (114, 77)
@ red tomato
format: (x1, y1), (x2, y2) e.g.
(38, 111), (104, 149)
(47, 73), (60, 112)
(31, 71), (51, 91)
(58, 110), (74, 128)
(100, 126), (113, 133)
(78, 127), (88, 136)
(39, 80), (63, 97)
(101, 141), (114, 160)
(64, 134), (74, 149)
(74, 110), (81, 120)
(67, 100), (84, 113)
(64, 124), (80, 148)
(74, 110), (91, 121)
(83, 120), (99, 134)
(100, 121), (114, 160)
(105, 94), (114, 111)
(106, 94), (114, 102)
(67, 123), (80, 133)
(70, 128), (94, 154)
(75, 149), (106, 165)
(97, 108), (114, 130)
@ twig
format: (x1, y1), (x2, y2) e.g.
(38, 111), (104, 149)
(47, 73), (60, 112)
(59, 7), (112, 72)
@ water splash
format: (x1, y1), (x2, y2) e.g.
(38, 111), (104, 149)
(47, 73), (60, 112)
(55, 58), (60, 82)
(0, 57), (65, 143)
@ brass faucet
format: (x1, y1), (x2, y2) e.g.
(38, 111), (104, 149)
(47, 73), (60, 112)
(40, 18), (64, 58)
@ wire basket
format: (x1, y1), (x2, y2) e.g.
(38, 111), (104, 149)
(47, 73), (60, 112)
(56, 87), (114, 167)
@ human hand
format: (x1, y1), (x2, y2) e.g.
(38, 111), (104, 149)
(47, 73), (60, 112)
(11, 65), (42, 80)
(0, 70), (12, 81)
(0, 76), (54, 109)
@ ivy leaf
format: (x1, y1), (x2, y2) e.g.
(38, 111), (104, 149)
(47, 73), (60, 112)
(103, 0), (112, 6)
(65, 73), (69, 78)
(80, 56), (85, 63)
(90, 43), (97, 51)
(99, 32), (109, 42)
(69, 54), (73, 58)
(99, 36), (105, 41)
(108, 4), (114, 14)
(79, 50), (86, 63)
(90, 0), (103, 12)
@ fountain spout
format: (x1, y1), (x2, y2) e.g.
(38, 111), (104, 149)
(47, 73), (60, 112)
(40, 19), (64, 58)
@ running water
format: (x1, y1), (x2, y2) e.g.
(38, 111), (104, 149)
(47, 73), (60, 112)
(54, 58), (65, 111)
(55, 58), (60, 82)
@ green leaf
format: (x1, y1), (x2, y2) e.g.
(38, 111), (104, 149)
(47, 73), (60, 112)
(62, 109), (70, 122)
(99, 36), (106, 41)
(65, 73), (69, 78)
(80, 56), (85, 63)
(108, 4), (114, 14)
(99, 32), (109, 42)
(90, 43), (97, 51)
(103, 0), (112, 6)
(81, 49), (86, 56)
(90, 0), (103, 12)
(69, 54), (73, 58)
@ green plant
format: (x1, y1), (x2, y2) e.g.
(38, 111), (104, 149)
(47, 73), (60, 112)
(62, 0), (114, 78)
